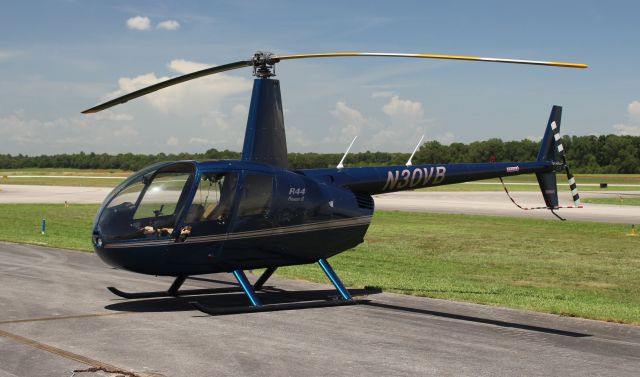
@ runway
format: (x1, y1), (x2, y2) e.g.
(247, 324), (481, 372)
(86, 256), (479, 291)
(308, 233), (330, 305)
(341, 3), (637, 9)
(1, 243), (639, 376)
(1, 184), (638, 223)
(0, 184), (113, 204)
(374, 190), (640, 223)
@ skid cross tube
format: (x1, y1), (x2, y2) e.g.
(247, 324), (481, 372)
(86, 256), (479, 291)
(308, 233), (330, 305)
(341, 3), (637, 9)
(168, 276), (187, 295)
(190, 262), (362, 315)
(253, 267), (277, 290)
(318, 258), (352, 300)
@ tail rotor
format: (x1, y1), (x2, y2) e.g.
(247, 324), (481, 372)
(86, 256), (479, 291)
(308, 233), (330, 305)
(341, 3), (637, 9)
(500, 105), (583, 220)
(550, 121), (581, 207)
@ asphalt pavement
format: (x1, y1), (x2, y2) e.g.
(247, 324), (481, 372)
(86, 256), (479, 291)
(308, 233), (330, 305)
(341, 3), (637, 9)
(1, 242), (639, 376)
(374, 190), (640, 223)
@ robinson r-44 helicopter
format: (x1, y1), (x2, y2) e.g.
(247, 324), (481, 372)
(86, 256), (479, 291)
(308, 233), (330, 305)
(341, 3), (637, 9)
(83, 51), (586, 315)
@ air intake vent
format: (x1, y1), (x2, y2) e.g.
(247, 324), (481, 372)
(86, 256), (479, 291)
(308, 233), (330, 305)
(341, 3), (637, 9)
(354, 192), (374, 210)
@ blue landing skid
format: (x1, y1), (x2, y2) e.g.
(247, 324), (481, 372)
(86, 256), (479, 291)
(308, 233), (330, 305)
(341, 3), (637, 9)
(190, 258), (364, 316)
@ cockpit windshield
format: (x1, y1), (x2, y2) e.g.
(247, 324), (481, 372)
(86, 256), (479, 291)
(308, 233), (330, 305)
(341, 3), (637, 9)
(96, 162), (195, 241)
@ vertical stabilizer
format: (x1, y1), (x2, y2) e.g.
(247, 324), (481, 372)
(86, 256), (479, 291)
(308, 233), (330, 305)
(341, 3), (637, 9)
(241, 79), (289, 168)
(537, 105), (562, 162)
(536, 105), (562, 208)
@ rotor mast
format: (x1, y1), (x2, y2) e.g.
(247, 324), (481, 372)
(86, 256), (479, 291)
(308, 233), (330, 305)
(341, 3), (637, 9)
(243, 52), (289, 168)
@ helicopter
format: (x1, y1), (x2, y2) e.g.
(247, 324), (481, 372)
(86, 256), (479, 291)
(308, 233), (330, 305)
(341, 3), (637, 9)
(83, 51), (586, 315)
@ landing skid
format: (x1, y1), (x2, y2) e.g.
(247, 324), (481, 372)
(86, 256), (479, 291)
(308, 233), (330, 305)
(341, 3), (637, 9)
(107, 260), (362, 315)
(106, 285), (242, 299)
(191, 297), (364, 315)
(190, 258), (363, 316)
(106, 268), (277, 300)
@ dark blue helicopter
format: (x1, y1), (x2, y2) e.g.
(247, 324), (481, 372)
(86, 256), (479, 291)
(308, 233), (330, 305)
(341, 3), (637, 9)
(83, 52), (586, 314)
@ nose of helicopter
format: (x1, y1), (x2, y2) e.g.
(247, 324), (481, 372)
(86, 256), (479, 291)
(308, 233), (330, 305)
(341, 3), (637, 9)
(93, 237), (171, 276)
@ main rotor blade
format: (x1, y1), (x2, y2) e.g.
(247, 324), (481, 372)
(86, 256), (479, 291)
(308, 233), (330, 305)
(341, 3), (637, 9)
(273, 52), (588, 69)
(82, 60), (252, 114)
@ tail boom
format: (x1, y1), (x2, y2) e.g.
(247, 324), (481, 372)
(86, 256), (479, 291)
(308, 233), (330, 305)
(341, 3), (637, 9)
(302, 160), (553, 195)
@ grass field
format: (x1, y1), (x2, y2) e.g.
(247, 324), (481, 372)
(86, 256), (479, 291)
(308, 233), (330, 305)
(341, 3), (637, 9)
(1, 204), (638, 324)
(582, 197), (640, 206)
(0, 204), (97, 251)
(1, 168), (639, 192)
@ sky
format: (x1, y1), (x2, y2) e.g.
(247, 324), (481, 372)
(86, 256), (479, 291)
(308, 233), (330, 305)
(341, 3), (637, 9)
(0, 0), (639, 155)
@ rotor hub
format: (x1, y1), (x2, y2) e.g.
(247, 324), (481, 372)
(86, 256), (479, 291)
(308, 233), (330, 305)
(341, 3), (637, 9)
(252, 51), (279, 78)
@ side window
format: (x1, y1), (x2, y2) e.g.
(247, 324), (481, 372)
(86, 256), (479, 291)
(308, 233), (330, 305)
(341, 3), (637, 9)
(186, 172), (238, 223)
(237, 174), (273, 217)
(133, 172), (191, 220)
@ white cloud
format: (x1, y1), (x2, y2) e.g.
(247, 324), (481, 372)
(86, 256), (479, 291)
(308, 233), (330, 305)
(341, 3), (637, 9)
(166, 136), (180, 146)
(93, 111), (134, 122)
(286, 126), (310, 147)
(612, 123), (640, 136)
(170, 59), (209, 74)
(627, 100), (640, 121)
(157, 20), (180, 30)
(612, 100), (640, 136)
(327, 96), (430, 152)
(436, 132), (456, 145)
(102, 59), (252, 114)
(382, 95), (424, 119)
(231, 104), (247, 117)
(113, 125), (139, 138)
(0, 110), (141, 153)
(329, 101), (366, 143)
(189, 137), (210, 145)
(332, 101), (365, 125)
(197, 106), (250, 149)
(0, 49), (17, 62)
(127, 16), (151, 31)
(371, 91), (394, 99)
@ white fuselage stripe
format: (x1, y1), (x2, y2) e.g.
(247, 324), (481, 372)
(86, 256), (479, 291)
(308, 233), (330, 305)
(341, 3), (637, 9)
(104, 216), (372, 249)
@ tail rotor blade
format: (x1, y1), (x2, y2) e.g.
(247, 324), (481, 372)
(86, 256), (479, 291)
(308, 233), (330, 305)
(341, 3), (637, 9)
(550, 121), (581, 206)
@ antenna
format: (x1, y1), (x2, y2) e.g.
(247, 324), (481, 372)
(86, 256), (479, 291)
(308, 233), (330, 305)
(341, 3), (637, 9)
(337, 136), (358, 169)
(405, 135), (424, 166)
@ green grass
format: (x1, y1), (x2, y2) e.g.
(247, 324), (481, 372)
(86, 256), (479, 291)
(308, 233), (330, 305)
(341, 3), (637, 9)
(278, 212), (640, 324)
(582, 197), (640, 206)
(1, 204), (638, 324)
(0, 204), (97, 251)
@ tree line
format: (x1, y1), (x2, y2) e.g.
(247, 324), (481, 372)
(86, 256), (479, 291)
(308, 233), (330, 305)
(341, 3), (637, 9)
(1, 134), (639, 173)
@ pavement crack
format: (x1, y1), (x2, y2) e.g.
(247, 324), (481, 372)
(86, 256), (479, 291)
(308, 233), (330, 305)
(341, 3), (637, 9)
(0, 312), (130, 325)
(0, 329), (137, 376)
